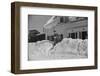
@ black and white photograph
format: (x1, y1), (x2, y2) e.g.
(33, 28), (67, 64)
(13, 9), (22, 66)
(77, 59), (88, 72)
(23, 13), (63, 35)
(11, 2), (97, 74)
(28, 15), (88, 61)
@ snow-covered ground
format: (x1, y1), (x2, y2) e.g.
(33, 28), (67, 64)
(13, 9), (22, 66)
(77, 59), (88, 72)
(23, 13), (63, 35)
(28, 38), (88, 61)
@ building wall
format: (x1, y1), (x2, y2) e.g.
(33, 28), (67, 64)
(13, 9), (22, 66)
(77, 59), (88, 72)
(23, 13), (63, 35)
(45, 17), (88, 39)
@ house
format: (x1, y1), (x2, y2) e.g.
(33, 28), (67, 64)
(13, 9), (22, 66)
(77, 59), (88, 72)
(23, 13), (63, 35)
(43, 16), (88, 43)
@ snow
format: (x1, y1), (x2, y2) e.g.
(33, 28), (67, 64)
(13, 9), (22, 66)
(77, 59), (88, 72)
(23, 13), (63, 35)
(43, 16), (57, 29)
(28, 38), (88, 60)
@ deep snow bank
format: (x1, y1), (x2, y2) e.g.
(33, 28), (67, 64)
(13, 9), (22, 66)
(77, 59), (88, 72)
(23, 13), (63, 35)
(28, 38), (88, 60)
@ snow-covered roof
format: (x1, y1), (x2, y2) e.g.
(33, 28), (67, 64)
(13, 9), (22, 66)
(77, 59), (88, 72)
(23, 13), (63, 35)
(43, 16), (57, 29)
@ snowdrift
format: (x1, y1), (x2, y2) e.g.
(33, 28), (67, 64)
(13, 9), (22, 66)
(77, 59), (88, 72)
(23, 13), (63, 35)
(28, 38), (88, 60)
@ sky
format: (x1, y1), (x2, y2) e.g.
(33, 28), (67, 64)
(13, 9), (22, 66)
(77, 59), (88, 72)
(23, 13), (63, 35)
(28, 15), (51, 33)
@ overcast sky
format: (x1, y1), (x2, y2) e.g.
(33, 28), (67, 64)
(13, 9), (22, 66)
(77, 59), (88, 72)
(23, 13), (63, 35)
(28, 15), (51, 33)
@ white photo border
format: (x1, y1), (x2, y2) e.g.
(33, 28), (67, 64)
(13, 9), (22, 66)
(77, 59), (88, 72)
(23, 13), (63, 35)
(20, 6), (95, 70)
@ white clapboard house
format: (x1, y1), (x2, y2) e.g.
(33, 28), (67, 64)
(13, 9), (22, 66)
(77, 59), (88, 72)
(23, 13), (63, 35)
(43, 16), (88, 43)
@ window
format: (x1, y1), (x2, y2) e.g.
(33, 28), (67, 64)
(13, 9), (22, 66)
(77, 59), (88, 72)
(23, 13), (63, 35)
(60, 17), (69, 23)
(60, 17), (64, 23)
(82, 31), (88, 39)
(75, 32), (77, 39)
(71, 33), (75, 39)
